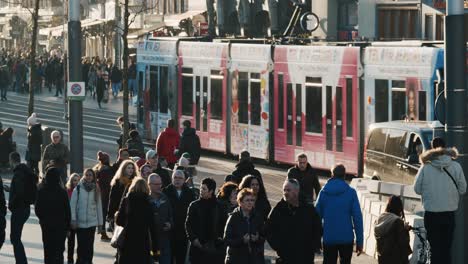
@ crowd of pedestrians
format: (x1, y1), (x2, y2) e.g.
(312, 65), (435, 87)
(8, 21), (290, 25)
(0, 50), (129, 110)
(0, 106), (466, 264)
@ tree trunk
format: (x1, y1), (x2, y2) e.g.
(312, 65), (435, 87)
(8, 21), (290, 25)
(28, 0), (40, 116)
(121, 0), (130, 144)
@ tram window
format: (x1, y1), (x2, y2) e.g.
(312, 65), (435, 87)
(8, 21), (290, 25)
(181, 68), (193, 116)
(367, 128), (386, 152)
(419, 91), (426, 120)
(149, 66), (158, 111)
(346, 78), (353, 137)
(391, 90), (406, 120)
(278, 74), (284, 129)
(305, 85), (322, 133)
(210, 74), (223, 120)
(251, 80), (261, 126)
(375, 79), (389, 122)
(160, 66), (169, 114)
(238, 72), (249, 124)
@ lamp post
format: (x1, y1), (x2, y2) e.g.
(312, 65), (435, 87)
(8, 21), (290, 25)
(68, 0), (83, 174)
(445, 0), (467, 262)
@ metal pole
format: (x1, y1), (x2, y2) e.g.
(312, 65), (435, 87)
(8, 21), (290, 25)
(68, 0), (83, 174)
(445, 0), (467, 263)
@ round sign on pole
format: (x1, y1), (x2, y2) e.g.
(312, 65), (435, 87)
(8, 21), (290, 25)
(67, 82), (85, 101)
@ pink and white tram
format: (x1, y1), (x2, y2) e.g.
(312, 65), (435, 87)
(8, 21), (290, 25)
(177, 41), (229, 153)
(136, 40), (179, 140)
(228, 44), (273, 160)
(273, 46), (361, 174)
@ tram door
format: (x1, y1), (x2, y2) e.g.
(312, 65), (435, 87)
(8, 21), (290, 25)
(285, 83), (303, 147)
(193, 75), (209, 132)
(325, 85), (344, 152)
(148, 65), (170, 138)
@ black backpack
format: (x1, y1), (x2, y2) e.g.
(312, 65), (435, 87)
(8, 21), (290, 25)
(24, 170), (38, 205)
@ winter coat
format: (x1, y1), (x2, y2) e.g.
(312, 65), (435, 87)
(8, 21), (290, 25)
(156, 127), (180, 164)
(0, 127), (14, 164)
(414, 147), (467, 212)
(287, 163), (321, 203)
(0, 176), (6, 250)
(374, 212), (412, 264)
(149, 193), (173, 242)
(95, 164), (113, 205)
(266, 199), (322, 264)
(96, 76), (105, 102)
(254, 196), (271, 222)
(315, 177), (363, 247)
(163, 184), (196, 240)
(9, 163), (37, 210)
(126, 137), (145, 158)
(224, 207), (265, 264)
(35, 170), (71, 231)
(107, 180), (129, 221)
(42, 142), (69, 172)
(110, 67), (123, 83)
(70, 182), (103, 229)
(185, 197), (227, 263)
(116, 192), (158, 264)
(179, 128), (201, 164)
(128, 64), (137, 80)
(230, 160), (262, 185)
(27, 123), (42, 162)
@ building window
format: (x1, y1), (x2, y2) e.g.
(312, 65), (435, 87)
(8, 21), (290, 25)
(377, 7), (419, 40)
(338, 1), (358, 30)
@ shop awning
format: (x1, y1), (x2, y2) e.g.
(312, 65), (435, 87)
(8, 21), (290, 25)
(39, 19), (111, 37)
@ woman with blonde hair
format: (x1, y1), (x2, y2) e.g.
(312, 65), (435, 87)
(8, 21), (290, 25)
(70, 168), (103, 264)
(116, 177), (158, 263)
(65, 173), (80, 263)
(107, 160), (139, 231)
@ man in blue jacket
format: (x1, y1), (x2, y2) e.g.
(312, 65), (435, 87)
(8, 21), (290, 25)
(315, 164), (363, 264)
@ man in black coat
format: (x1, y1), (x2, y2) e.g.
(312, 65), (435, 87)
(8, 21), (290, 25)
(185, 177), (227, 264)
(178, 120), (201, 165)
(266, 178), (322, 264)
(35, 167), (71, 264)
(9, 152), (37, 264)
(163, 170), (196, 264)
(146, 150), (171, 188)
(229, 150), (262, 184)
(287, 153), (321, 204)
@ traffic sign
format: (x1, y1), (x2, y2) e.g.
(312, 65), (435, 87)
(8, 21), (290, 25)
(67, 82), (85, 101)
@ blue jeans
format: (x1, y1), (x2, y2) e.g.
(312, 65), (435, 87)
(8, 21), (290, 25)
(128, 79), (137, 97)
(112, 82), (121, 96)
(10, 207), (30, 264)
(159, 238), (171, 264)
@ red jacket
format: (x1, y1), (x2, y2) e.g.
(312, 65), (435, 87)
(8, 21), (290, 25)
(156, 128), (180, 164)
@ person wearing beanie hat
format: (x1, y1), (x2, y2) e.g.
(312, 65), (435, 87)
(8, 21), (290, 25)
(178, 120), (201, 165)
(229, 150), (262, 185)
(26, 113), (42, 175)
(145, 149), (171, 188)
(35, 167), (71, 264)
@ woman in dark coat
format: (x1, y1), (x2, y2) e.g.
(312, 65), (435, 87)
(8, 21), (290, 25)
(26, 113), (42, 175)
(93, 151), (113, 240)
(217, 182), (239, 214)
(239, 175), (271, 222)
(0, 126), (14, 166)
(96, 68), (106, 108)
(224, 188), (265, 264)
(116, 177), (158, 264)
(107, 160), (138, 230)
(374, 195), (412, 264)
(35, 167), (71, 264)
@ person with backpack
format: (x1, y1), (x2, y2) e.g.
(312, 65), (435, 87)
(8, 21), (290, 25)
(69, 168), (103, 264)
(9, 151), (38, 264)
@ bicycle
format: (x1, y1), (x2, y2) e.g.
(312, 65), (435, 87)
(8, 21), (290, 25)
(411, 227), (431, 264)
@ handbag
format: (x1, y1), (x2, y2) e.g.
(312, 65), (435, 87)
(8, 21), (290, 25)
(110, 225), (126, 249)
